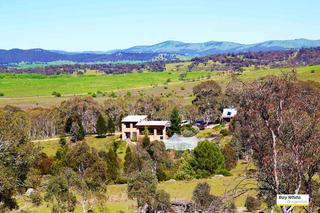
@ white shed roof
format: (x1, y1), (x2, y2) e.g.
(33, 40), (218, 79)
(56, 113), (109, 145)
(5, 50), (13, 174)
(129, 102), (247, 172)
(122, 115), (147, 122)
(136, 120), (170, 127)
(222, 108), (237, 118)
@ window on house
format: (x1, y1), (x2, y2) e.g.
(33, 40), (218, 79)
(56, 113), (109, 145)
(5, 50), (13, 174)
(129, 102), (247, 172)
(125, 132), (130, 139)
(149, 128), (154, 135)
(157, 128), (162, 135)
(227, 111), (232, 116)
(125, 123), (130, 128)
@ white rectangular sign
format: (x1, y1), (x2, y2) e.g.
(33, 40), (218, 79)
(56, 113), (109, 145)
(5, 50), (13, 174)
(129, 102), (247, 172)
(277, 194), (309, 206)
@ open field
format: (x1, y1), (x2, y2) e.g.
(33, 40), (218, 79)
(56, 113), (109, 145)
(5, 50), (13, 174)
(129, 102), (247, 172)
(1, 65), (319, 109)
(0, 71), (211, 97)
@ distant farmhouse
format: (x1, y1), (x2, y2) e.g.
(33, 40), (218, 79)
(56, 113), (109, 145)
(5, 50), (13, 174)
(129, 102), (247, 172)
(221, 108), (237, 122)
(121, 115), (170, 142)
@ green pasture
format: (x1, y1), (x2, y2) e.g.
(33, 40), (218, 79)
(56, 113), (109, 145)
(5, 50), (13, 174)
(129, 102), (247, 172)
(0, 65), (319, 109)
(0, 71), (211, 97)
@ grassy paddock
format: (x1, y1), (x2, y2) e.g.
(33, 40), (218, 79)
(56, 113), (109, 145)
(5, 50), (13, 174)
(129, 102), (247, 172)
(1, 65), (319, 109)
(0, 71), (211, 97)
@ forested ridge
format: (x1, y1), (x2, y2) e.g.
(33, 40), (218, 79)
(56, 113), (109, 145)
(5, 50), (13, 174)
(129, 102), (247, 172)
(1, 47), (320, 75)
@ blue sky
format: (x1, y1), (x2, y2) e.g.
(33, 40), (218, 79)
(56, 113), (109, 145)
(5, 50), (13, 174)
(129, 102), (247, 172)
(0, 0), (319, 51)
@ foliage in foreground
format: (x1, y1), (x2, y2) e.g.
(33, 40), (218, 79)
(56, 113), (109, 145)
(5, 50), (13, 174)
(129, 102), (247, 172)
(232, 72), (320, 212)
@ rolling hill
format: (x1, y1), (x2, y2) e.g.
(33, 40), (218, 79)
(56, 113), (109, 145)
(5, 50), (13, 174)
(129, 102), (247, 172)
(123, 39), (320, 56)
(0, 49), (177, 64)
(1, 39), (320, 64)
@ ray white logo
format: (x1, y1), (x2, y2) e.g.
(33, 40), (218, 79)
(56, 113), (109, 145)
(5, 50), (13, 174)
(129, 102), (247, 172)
(277, 194), (309, 206)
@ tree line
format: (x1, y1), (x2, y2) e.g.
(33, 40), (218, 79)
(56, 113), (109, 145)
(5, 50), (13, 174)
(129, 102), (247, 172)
(0, 61), (167, 75)
(190, 47), (320, 72)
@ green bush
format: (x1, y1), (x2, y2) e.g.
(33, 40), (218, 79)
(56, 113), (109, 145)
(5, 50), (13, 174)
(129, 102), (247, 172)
(126, 91), (132, 97)
(131, 134), (137, 142)
(59, 135), (67, 146)
(52, 91), (61, 97)
(189, 141), (225, 178)
(109, 91), (117, 98)
(153, 189), (172, 212)
(181, 129), (196, 137)
(114, 176), (128, 184)
(181, 125), (199, 137)
(0, 92), (4, 96)
(174, 160), (196, 180)
(192, 182), (216, 211)
(245, 196), (261, 212)
(156, 166), (168, 181)
(30, 191), (42, 206)
(25, 168), (42, 188)
(223, 144), (238, 170)
(215, 168), (232, 176)
(220, 128), (230, 136)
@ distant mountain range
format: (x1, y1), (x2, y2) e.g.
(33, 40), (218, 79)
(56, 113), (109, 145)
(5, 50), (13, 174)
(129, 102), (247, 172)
(123, 39), (320, 56)
(0, 49), (175, 64)
(1, 39), (320, 64)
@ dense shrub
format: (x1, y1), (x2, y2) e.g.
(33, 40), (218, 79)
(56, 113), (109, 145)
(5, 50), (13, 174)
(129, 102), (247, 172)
(109, 91), (117, 98)
(222, 144), (238, 170)
(192, 182), (218, 211)
(153, 190), (172, 212)
(245, 196), (261, 212)
(174, 160), (196, 180)
(51, 91), (61, 97)
(181, 129), (196, 137)
(181, 124), (199, 137)
(38, 154), (54, 175)
(30, 191), (42, 206)
(141, 127), (151, 148)
(59, 135), (67, 146)
(0, 92), (4, 96)
(220, 128), (230, 136)
(25, 168), (42, 189)
(215, 168), (232, 176)
(114, 177), (128, 184)
(96, 113), (107, 137)
(189, 141), (225, 178)
(169, 108), (181, 135)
